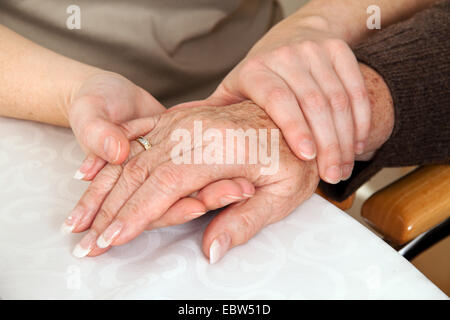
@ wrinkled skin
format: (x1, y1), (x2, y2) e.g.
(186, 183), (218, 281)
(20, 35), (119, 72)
(71, 101), (319, 261)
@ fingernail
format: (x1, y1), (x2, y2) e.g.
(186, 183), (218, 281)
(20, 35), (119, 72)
(242, 193), (253, 198)
(209, 233), (231, 264)
(325, 165), (342, 184)
(60, 207), (83, 235)
(104, 136), (121, 162)
(355, 142), (365, 155)
(220, 195), (242, 206)
(97, 219), (123, 248)
(298, 140), (316, 160)
(73, 156), (95, 180)
(73, 170), (85, 180)
(72, 229), (97, 258)
(342, 164), (354, 180)
(184, 212), (205, 221)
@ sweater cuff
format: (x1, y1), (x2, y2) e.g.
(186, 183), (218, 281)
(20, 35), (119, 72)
(320, 1), (450, 202)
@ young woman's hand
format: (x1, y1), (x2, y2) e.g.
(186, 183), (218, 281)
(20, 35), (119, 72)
(181, 16), (371, 184)
(67, 72), (166, 180)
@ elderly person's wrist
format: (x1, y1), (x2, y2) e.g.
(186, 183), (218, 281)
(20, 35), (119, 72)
(354, 63), (395, 161)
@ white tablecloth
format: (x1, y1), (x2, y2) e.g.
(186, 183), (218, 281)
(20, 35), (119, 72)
(0, 117), (446, 299)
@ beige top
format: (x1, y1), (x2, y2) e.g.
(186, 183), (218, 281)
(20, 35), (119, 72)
(0, 0), (283, 106)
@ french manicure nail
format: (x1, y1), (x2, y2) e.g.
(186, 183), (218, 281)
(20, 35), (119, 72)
(298, 140), (316, 160)
(325, 165), (342, 184)
(209, 233), (231, 264)
(61, 216), (75, 235)
(60, 207), (83, 235)
(73, 156), (95, 180)
(72, 229), (98, 258)
(73, 170), (85, 180)
(97, 220), (123, 248)
(184, 212), (205, 221)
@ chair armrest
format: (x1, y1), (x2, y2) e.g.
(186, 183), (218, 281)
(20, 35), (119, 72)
(316, 188), (355, 211)
(361, 165), (450, 246)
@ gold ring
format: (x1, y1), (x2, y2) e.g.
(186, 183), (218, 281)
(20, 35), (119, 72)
(136, 136), (152, 151)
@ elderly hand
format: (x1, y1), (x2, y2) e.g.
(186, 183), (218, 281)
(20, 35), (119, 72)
(67, 72), (166, 180)
(64, 101), (319, 263)
(180, 15), (371, 184)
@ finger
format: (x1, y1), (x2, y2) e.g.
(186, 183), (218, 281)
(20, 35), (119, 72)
(70, 96), (130, 164)
(330, 41), (371, 155)
(119, 116), (159, 141)
(202, 189), (281, 264)
(61, 163), (123, 237)
(195, 178), (255, 210)
(266, 59), (342, 183)
(231, 66), (317, 161)
(97, 161), (256, 250)
(309, 55), (355, 180)
(62, 125), (158, 236)
(73, 154), (106, 181)
(145, 177), (255, 230)
(145, 197), (207, 230)
(84, 142), (169, 251)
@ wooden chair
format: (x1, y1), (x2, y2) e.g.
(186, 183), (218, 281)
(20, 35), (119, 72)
(361, 165), (450, 260)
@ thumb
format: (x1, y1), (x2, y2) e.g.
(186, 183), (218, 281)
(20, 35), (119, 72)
(202, 190), (280, 264)
(84, 117), (130, 164)
(70, 96), (130, 164)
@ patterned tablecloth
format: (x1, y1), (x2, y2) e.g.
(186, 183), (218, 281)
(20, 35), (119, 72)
(0, 117), (446, 299)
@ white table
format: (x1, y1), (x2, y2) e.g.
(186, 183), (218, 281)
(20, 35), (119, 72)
(0, 117), (446, 299)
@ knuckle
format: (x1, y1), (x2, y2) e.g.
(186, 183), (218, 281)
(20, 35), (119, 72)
(281, 119), (301, 134)
(96, 207), (115, 224)
(122, 156), (148, 186)
(273, 45), (295, 60)
(349, 86), (368, 102)
(329, 91), (349, 113)
(265, 87), (290, 105)
(302, 91), (326, 112)
(323, 142), (341, 161)
(240, 58), (264, 74)
(326, 39), (349, 52)
(124, 201), (143, 220)
(299, 40), (320, 55)
(148, 164), (180, 196)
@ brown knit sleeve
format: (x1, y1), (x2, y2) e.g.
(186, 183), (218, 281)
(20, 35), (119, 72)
(319, 0), (450, 202)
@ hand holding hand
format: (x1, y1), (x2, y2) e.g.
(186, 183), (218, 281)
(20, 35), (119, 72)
(67, 72), (166, 179)
(64, 101), (319, 263)
(180, 15), (371, 184)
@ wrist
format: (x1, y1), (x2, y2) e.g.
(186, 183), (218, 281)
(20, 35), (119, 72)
(290, 1), (369, 45)
(60, 66), (106, 123)
(354, 63), (395, 161)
